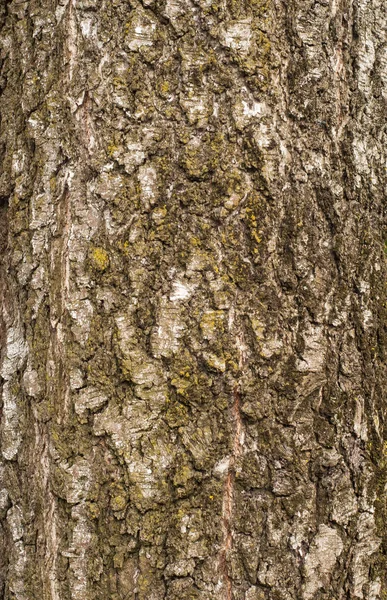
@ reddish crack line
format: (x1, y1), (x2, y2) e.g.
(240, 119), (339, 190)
(220, 384), (243, 600)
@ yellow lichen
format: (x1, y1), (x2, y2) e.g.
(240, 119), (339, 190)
(91, 247), (109, 271)
(111, 494), (127, 512)
(107, 143), (118, 158)
(160, 81), (170, 94)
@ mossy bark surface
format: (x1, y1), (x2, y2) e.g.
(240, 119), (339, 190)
(0, 0), (386, 598)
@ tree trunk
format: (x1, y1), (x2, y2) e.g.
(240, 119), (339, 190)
(0, 0), (386, 598)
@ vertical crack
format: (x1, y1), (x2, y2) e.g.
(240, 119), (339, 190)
(0, 195), (8, 596)
(49, 181), (71, 423)
(220, 383), (244, 600)
(0, 195), (8, 374)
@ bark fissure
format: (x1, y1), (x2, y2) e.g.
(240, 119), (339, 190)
(220, 384), (244, 600)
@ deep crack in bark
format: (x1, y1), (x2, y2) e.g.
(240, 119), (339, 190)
(220, 384), (244, 600)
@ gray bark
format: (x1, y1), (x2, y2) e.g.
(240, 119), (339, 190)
(0, 0), (386, 598)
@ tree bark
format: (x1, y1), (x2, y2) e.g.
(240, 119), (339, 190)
(0, 0), (386, 599)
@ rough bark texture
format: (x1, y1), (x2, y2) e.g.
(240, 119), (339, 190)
(0, 0), (386, 599)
